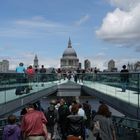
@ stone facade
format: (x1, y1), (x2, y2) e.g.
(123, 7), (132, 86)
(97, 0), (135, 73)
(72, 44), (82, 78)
(60, 38), (79, 70)
(0, 60), (9, 72)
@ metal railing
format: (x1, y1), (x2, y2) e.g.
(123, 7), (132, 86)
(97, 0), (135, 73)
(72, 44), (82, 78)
(112, 115), (140, 140)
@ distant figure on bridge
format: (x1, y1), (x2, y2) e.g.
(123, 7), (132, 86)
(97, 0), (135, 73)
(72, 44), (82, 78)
(34, 66), (39, 83)
(57, 68), (62, 83)
(26, 65), (35, 90)
(2, 114), (22, 140)
(76, 68), (81, 83)
(51, 68), (57, 81)
(40, 65), (46, 86)
(67, 71), (72, 80)
(16, 62), (26, 73)
(94, 67), (98, 81)
(81, 69), (85, 83)
(120, 65), (129, 92)
(15, 62), (26, 95)
(74, 70), (78, 83)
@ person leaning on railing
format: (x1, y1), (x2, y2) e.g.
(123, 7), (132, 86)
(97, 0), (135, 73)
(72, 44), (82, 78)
(120, 65), (129, 92)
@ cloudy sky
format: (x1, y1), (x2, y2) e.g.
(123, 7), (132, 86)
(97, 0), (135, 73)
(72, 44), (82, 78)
(0, 0), (140, 70)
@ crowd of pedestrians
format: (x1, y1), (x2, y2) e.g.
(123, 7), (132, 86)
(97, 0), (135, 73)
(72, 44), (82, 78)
(15, 62), (99, 87)
(2, 98), (116, 140)
(12, 62), (119, 140)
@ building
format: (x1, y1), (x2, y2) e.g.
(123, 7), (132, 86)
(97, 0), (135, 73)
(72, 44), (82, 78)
(0, 60), (9, 72)
(108, 59), (116, 72)
(33, 54), (39, 68)
(127, 63), (134, 72)
(84, 59), (91, 70)
(134, 61), (140, 71)
(60, 38), (79, 70)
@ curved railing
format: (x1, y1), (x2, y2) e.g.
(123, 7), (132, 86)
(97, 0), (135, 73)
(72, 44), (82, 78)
(112, 115), (140, 140)
(0, 73), (62, 104)
(81, 72), (140, 108)
(0, 72), (140, 113)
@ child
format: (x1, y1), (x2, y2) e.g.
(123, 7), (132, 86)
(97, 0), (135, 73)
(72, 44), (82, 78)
(2, 115), (21, 140)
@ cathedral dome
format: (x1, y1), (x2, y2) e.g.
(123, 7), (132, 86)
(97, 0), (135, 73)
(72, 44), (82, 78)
(63, 47), (77, 57)
(60, 38), (79, 70)
(62, 38), (77, 58)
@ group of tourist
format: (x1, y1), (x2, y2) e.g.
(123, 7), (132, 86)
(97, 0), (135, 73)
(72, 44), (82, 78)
(15, 62), (99, 84)
(15, 63), (51, 95)
(2, 98), (116, 140)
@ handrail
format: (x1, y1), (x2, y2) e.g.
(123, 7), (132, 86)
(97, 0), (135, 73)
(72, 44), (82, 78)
(112, 115), (140, 132)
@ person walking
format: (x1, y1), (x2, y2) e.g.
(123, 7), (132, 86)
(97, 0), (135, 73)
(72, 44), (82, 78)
(2, 114), (22, 140)
(66, 104), (85, 140)
(21, 103), (48, 140)
(83, 101), (91, 129)
(45, 100), (58, 139)
(93, 104), (116, 140)
(58, 98), (70, 140)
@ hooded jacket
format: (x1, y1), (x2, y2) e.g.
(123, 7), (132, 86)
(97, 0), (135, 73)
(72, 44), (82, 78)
(66, 115), (84, 137)
(2, 124), (21, 140)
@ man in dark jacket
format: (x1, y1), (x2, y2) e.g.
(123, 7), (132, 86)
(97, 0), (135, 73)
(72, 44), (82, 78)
(58, 98), (70, 140)
(66, 104), (85, 140)
(120, 65), (129, 92)
(45, 100), (58, 139)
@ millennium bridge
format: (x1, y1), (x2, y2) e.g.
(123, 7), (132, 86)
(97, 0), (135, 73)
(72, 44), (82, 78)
(0, 72), (140, 139)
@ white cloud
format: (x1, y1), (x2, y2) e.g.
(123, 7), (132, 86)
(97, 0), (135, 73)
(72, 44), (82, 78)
(96, 2), (140, 51)
(15, 17), (62, 28)
(108, 0), (140, 10)
(0, 16), (72, 38)
(75, 14), (90, 26)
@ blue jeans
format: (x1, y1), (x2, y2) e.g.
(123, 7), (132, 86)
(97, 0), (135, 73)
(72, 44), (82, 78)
(122, 82), (127, 92)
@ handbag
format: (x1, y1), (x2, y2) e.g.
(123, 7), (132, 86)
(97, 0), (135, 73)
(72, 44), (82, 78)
(93, 121), (100, 137)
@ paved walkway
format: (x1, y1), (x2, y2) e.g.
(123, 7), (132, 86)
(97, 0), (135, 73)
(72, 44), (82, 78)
(86, 129), (96, 140)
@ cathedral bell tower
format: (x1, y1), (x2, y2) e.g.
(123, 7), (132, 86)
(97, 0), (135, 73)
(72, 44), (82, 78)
(33, 54), (39, 68)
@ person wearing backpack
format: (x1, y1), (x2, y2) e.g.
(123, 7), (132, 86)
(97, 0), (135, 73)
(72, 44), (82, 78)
(45, 100), (58, 139)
